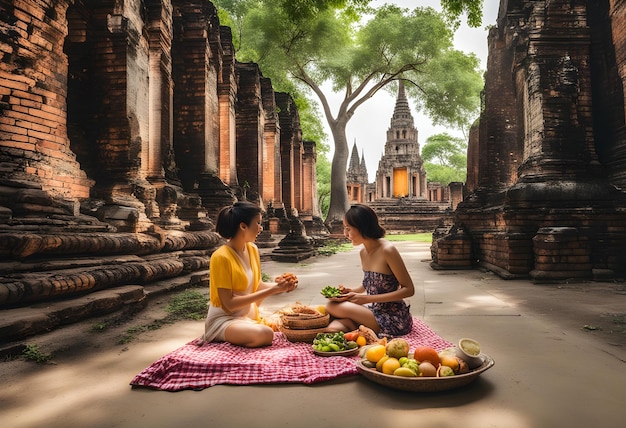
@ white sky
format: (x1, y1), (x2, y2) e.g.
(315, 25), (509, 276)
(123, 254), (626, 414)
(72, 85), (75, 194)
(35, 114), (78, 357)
(321, 0), (501, 181)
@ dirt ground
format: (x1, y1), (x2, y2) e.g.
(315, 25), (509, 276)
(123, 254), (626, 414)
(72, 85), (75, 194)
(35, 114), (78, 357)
(3, 264), (625, 366)
(1, 242), (625, 428)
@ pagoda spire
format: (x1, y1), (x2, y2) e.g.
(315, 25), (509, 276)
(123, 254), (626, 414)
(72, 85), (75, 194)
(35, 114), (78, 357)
(348, 139), (361, 172)
(390, 79), (414, 128)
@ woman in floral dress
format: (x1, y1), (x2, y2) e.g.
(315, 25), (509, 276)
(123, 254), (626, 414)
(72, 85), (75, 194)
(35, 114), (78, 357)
(325, 204), (414, 337)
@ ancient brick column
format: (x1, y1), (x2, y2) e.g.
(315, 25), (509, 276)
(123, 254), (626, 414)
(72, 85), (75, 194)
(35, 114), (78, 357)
(195, 24), (237, 218)
(292, 131), (304, 213)
(218, 26), (238, 188)
(480, 24), (520, 189)
(1, 0), (93, 198)
(171, 0), (220, 191)
(144, 1), (174, 185)
(301, 140), (317, 217)
(67, 1), (159, 231)
(261, 77), (282, 206)
(302, 140), (328, 235)
(276, 93), (296, 210)
(592, 0), (626, 187)
(511, 2), (598, 184)
(235, 62), (264, 202)
(465, 122), (480, 192)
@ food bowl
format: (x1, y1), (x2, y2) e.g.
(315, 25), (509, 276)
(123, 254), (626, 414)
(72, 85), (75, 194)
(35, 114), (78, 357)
(278, 325), (327, 343)
(456, 338), (483, 369)
(281, 312), (330, 330)
(356, 354), (494, 392)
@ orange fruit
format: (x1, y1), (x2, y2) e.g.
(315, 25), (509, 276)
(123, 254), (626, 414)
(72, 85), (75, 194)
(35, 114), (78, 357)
(356, 336), (367, 347)
(413, 346), (441, 367)
(381, 357), (401, 375)
(365, 344), (386, 363)
(439, 355), (460, 373)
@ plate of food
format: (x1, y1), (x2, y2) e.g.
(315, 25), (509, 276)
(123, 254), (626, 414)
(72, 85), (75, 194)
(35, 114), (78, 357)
(356, 353), (495, 392)
(313, 347), (360, 357)
(311, 332), (360, 357)
(320, 285), (344, 299)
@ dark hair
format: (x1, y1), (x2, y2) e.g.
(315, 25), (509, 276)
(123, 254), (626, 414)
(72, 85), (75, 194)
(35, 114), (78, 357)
(215, 201), (262, 239)
(344, 204), (385, 239)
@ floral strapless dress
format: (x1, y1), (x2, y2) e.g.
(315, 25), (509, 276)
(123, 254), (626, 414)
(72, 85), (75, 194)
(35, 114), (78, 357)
(363, 271), (413, 337)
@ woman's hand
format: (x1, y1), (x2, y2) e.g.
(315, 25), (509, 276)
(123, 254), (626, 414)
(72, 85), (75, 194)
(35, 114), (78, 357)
(274, 273), (298, 293)
(328, 291), (368, 305)
(343, 292), (369, 305)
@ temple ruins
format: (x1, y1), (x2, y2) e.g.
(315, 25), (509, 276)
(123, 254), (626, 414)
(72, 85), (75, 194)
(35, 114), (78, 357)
(0, 0), (322, 342)
(432, 0), (626, 281)
(2, 0), (626, 343)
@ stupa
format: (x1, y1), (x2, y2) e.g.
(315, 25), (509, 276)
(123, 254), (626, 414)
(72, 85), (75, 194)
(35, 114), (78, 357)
(347, 81), (454, 232)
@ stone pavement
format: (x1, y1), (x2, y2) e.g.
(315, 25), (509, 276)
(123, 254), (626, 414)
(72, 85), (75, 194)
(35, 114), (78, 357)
(1, 241), (625, 428)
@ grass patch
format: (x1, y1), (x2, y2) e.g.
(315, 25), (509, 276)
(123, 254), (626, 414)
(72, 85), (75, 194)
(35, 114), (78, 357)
(91, 321), (113, 332)
(609, 313), (626, 333)
(117, 289), (208, 345)
(386, 233), (433, 243)
(166, 289), (209, 321)
(22, 344), (52, 364)
(317, 241), (353, 256)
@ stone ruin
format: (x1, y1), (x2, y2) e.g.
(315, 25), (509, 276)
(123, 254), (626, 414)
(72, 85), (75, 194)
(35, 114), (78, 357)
(432, 0), (626, 282)
(0, 0), (325, 343)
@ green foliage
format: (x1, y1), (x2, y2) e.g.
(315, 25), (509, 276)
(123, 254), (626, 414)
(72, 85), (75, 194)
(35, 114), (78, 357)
(386, 233), (433, 243)
(118, 289), (208, 344)
(440, 0), (484, 29)
(405, 49), (484, 132)
(165, 290), (209, 321)
(317, 241), (353, 256)
(316, 153), (332, 217)
(422, 132), (467, 185)
(91, 321), (111, 332)
(421, 133), (466, 165)
(214, 1), (330, 144)
(22, 344), (52, 364)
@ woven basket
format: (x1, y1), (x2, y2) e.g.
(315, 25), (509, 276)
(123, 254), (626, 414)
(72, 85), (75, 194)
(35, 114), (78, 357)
(281, 312), (330, 330)
(279, 325), (327, 343)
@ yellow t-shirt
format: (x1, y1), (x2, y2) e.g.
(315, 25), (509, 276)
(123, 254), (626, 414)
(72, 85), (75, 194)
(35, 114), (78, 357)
(209, 242), (261, 309)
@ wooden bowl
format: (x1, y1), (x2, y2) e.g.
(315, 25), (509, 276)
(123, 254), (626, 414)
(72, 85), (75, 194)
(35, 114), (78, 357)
(356, 353), (495, 392)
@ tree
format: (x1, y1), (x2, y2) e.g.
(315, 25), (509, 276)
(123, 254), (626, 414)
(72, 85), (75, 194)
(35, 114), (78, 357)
(421, 132), (467, 185)
(440, 0), (484, 29)
(214, 1), (484, 229)
(316, 154), (332, 217)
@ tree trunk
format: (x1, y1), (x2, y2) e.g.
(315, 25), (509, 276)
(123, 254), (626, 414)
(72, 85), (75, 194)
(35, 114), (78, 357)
(325, 120), (350, 232)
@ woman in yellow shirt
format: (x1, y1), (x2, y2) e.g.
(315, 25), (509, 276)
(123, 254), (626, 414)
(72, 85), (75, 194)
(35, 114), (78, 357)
(203, 201), (297, 347)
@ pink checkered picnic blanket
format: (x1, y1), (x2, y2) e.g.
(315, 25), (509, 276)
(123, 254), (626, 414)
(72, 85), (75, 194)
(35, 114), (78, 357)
(130, 317), (452, 391)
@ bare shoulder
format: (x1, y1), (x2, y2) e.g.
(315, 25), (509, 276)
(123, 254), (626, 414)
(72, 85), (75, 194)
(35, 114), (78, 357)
(381, 239), (400, 255)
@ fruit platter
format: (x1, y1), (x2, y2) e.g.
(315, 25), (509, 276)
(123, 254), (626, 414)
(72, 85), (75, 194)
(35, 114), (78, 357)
(355, 338), (495, 392)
